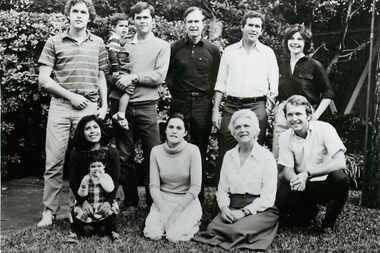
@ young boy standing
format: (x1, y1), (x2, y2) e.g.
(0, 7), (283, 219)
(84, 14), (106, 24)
(107, 13), (133, 130)
(37, 0), (109, 227)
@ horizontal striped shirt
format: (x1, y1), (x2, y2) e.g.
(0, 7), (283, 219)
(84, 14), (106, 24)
(38, 31), (109, 99)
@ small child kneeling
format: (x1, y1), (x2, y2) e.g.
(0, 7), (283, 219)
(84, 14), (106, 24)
(70, 151), (120, 241)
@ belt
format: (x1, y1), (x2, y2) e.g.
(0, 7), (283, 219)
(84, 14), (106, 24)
(226, 95), (266, 104)
(174, 91), (211, 98)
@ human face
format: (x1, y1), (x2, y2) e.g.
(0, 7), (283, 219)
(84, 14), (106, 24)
(185, 10), (204, 41)
(242, 17), (262, 44)
(288, 32), (305, 55)
(232, 117), (257, 144)
(114, 20), (129, 38)
(285, 103), (311, 137)
(134, 9), (153, 35)
(68, 2), (90, 31)
(89, 161), (105, 179)
(165, 118), (187, 146)
(84, 120), (101, 143)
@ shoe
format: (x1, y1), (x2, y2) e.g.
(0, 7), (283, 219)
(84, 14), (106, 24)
(37, 210), (53, 227)
(112, 113), (129, 130)
(65, 232), (79, 244)
(321, 227), (334, 234)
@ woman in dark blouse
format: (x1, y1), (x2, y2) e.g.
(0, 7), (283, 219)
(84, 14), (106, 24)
(273, 24), (335, 159)
(68, 115), (121, 241)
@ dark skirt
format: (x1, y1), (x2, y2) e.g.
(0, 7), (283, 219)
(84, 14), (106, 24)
(194, 194), (279, 251)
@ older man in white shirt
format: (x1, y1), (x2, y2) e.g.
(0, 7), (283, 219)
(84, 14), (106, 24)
(212, 10), (278, 167)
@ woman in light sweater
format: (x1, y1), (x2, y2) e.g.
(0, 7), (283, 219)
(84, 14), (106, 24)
(143, 113), (202, 242)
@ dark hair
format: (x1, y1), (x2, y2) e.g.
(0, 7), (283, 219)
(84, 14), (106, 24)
(88, 149), (107, 165)
(283, 95), (314, 116)
(64, 0), (96, 23)
(183, 6), (205, 20)
(282, 24), (313, 56)
(241, 10), (265, 27)
(130, 1), (155, 18)
(72, 115), (108, 151)
(110, 13), (129, 27)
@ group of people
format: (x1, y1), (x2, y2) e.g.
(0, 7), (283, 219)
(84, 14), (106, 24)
(35, 0), (350, 251)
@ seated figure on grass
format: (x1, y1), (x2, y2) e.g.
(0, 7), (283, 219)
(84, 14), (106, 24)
(276, 95), (350, 233)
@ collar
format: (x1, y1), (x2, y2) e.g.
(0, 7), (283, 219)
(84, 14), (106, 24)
(229, 141), (261, 164)
(236, 40), (265, 52)
(185, 36), (205, 46)
(62, 30), (93, 42)
(130, 32), (154, 44)
(163, 140), (188, 154)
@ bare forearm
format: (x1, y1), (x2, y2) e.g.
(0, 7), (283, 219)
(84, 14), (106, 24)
(308, 152), (346, 177)
(213, 91), (223, 112)
(97, 71), (108, 108)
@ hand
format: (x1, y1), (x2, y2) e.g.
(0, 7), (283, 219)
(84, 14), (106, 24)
(81, 175), (90, 185)
(290, 172), (308, 191)
(82, 200), (94, 215)
(115, 74), (134, 91)
(220, 206), (235, 224)
(70, 93), (90, 110)
(97, 107), (107, 119)
(230, 209), (245, 222)
(98, 202), (112, 215)
(212, 110), (221, 130)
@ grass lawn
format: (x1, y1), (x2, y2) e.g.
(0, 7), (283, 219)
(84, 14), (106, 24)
(1, 190), (379, 253)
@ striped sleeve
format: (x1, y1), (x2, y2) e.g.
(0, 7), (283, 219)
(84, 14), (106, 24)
(38, 37), (56, 67)
(98, 39), (110, 73)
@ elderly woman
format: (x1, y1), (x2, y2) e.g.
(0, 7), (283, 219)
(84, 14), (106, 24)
(194, 109), (279, 251)
(272, 24), (334, 159)
(143, 113), (202, 242)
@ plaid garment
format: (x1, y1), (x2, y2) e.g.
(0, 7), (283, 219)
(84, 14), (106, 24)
(74, 178), (119, 223)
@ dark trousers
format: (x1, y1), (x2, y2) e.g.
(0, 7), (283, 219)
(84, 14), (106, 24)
(170, 95), (212, 203)
(217, 100), (267, 171)
(276, 169), (350, 228)
(71, 211), (117, 237)
(111, 99), (160, 207)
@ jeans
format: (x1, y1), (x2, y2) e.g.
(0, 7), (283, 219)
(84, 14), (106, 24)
(111, 99), (160, 206)
(217, 100), (267, 171)
(43, 97), (97, 213)
(276, 169), (350, 228)
(170, 95), (213, 203)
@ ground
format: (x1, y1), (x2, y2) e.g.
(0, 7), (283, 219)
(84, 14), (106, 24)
(1, 178), (380, 252)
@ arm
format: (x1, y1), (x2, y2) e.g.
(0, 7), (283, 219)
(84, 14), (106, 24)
(39, 66), (90, 109)
(99, 173), (115, 193)
(267, 49), (279, 99)
(278, 132), (296, 181)
(149, 148), (165, 211)
(96, 71), (108, 119)
(211, 91), (224, 129)
(69, 150), (88, 205)
(104, 147), (120, 204)
(244, 155), (278, 214)
(165, 42), (176, 94)
(135, 42), (171, 88)
(313, 59), (334, 119)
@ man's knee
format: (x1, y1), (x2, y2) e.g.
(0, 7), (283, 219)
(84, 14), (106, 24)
(329, 170), (350, 189)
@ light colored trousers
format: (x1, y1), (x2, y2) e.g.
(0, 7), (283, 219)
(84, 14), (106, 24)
(144, 191), (202, 242)
(43, 97), (97, 213)
(272, 102), (290, 160)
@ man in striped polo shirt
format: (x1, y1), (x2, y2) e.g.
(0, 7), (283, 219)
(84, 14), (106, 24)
(37, 0), (109, 227)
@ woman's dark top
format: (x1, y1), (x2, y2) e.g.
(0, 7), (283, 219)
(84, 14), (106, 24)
(278, 56), (334, 106)
(69, 145), (120, 206)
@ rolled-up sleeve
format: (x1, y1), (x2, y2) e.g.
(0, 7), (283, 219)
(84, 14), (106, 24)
(214, 47), (230, 94)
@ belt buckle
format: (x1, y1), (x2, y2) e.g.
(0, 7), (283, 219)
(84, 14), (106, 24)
(191, 92), (200, 97)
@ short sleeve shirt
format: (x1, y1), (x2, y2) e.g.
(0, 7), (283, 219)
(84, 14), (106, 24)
(38, 31), (109, 99)
(278, 120), (346, 181)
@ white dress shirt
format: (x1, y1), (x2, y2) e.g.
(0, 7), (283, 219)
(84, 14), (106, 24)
(214, 40), (279, 98)
(216, 142), (277, 214)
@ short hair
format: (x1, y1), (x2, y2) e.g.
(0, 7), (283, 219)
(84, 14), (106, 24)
(72, 115), (108, 151)
(130, 1), (155, 18)
(282, 24), (313, 56)
(183, 6), (205, 21)
(64, 0), (96, 23)
(228, 109), (260, 138)
(88, 149), (107, 165)
(110, 13), (129, 27)
(283, 95), (314, 116)
(241, 10), (265, 27)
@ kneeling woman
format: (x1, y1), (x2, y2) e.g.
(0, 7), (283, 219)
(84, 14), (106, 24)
(143, 113), (202, 242)
(194, 109), (279, 251)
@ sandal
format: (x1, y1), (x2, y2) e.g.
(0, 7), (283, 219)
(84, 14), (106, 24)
(111, 231), (121, 242)
(112, 113), (129, 130)
(64, 232), (79, 244)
